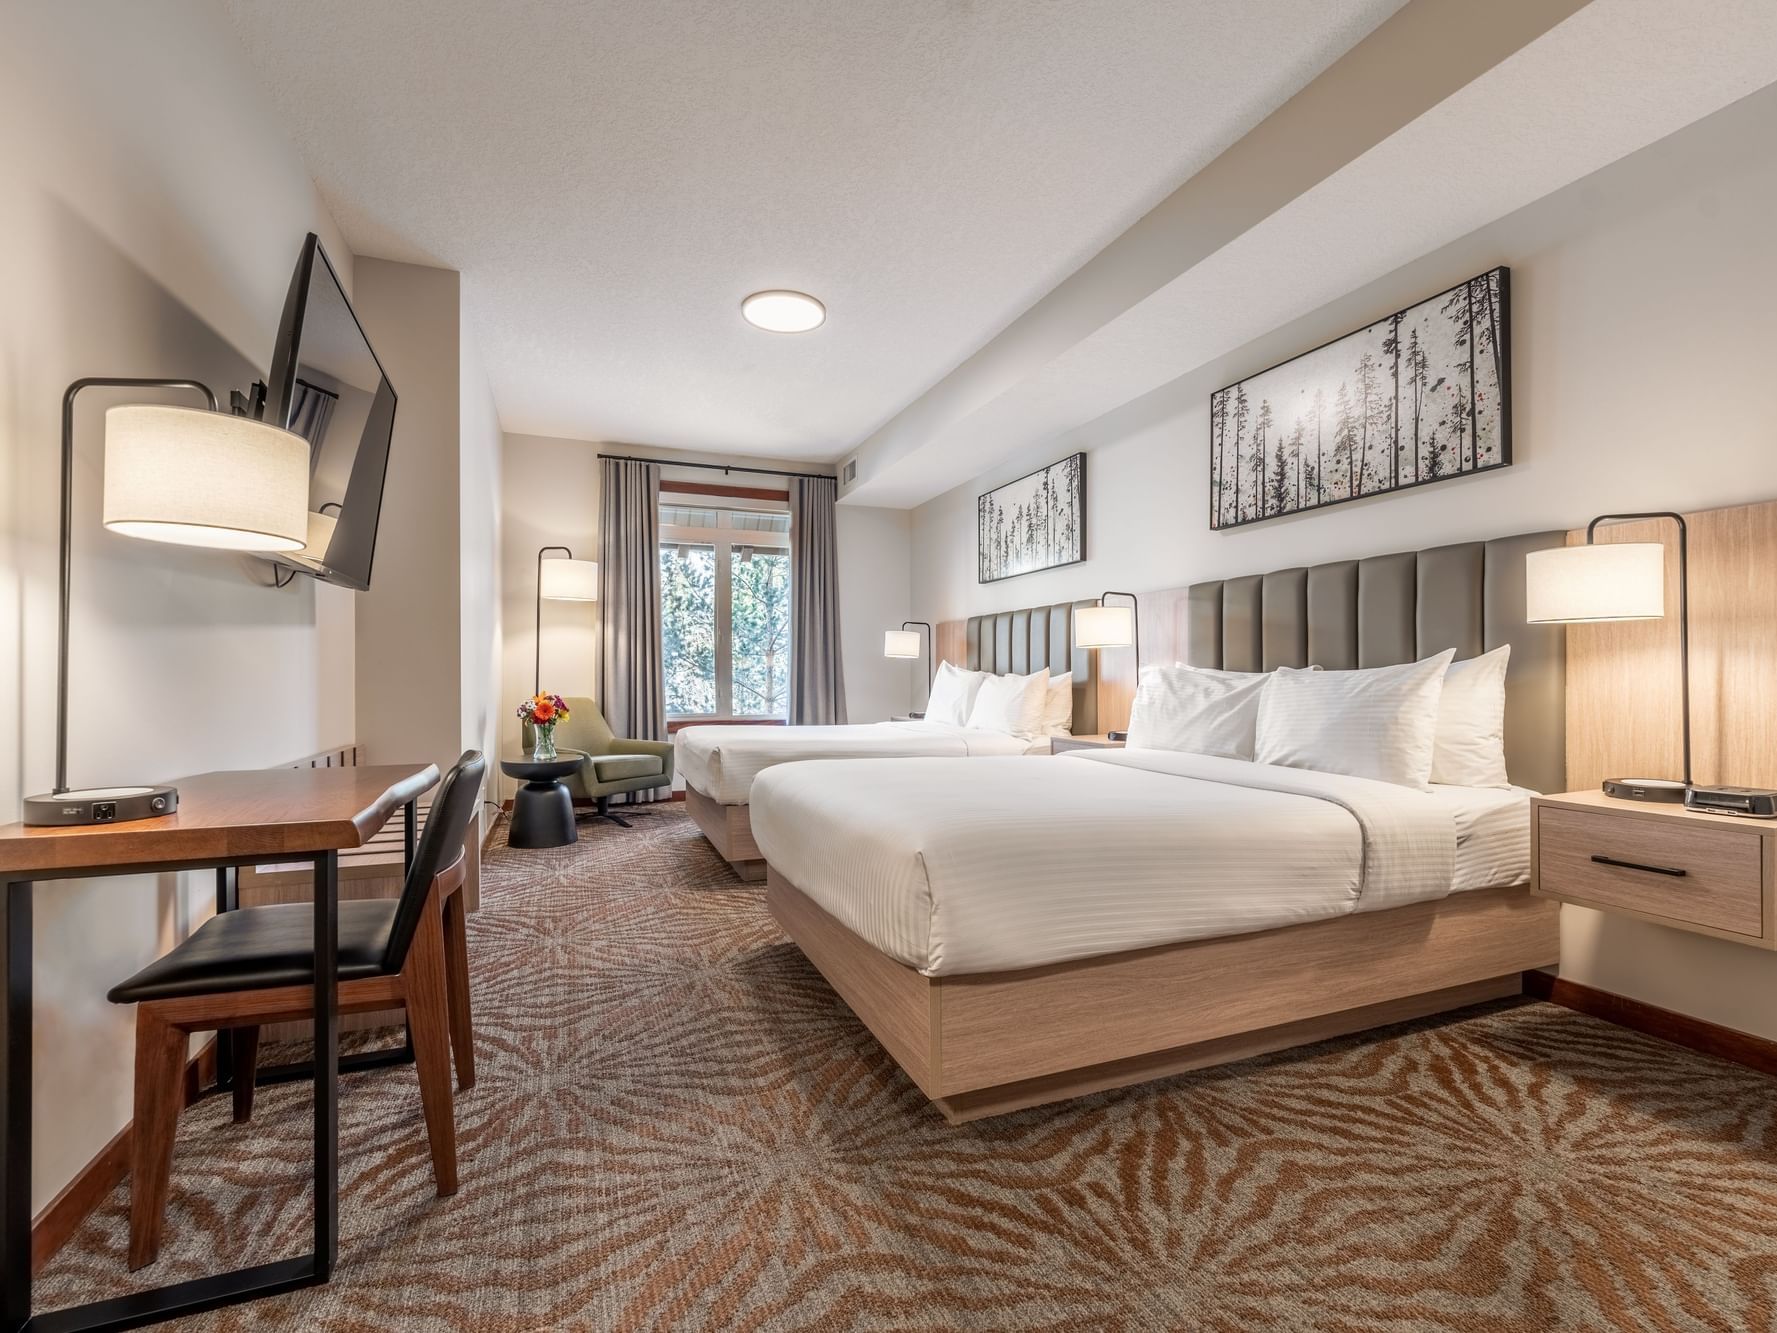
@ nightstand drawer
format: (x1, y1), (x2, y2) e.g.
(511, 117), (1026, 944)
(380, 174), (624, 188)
(1537, 806), (1765, 937)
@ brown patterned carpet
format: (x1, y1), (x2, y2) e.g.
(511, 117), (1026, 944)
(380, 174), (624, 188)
(36, 806), (1777, 1330)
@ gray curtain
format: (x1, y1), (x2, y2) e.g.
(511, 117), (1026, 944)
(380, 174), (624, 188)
(597, 459), (666, 798)
(788, 475), (847, 725)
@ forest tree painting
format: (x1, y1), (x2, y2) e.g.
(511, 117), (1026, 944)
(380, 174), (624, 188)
(978, 452), (1086, 583)
(1209, 268), (1510, 529)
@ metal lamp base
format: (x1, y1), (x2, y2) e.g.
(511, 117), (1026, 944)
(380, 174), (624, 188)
(1601, 777), (1687, 805)
(23, 784), (179, 826)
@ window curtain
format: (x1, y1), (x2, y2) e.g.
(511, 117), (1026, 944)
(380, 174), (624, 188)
(597, 458), (666, 798)
(788, 475), (847, 725)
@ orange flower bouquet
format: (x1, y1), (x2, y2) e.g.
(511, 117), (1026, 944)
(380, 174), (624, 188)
(517, 693), (570, 760)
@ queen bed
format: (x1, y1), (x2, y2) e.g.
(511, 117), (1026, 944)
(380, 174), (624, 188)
(678, 598), (1098, 878)
(751, 531), (1568, 1121)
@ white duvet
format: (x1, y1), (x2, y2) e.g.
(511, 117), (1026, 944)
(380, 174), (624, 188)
(675, 721), (1044, 805)
(749, 748), (1531, 976)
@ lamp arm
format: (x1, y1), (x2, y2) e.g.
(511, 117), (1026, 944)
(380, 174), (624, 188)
(535, 545), (573, 695)
(1584, 512), (1690, 786)
(56, 378), (218, 795)
(901, 621), (935, 687)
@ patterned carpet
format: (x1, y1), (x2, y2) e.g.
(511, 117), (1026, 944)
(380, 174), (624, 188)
(36, 807), (1777, 1331)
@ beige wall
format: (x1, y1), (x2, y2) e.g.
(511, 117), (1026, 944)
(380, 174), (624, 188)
(0, 0), (358, 1213)
(497, 434), (915, 797)
(909, 87), (1777, 1037)
(460, 322), (504, 766)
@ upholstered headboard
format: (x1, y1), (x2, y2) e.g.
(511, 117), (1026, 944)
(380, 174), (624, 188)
(1185, 531), (1567, 794)
(965, 600), (1099, 735)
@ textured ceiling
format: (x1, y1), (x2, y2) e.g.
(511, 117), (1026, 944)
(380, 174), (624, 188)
(217, 0), (1406, 460)
(845, 0), (1777, 505)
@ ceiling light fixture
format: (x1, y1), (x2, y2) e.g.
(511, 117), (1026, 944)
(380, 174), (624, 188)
(741, 290), (826, 333)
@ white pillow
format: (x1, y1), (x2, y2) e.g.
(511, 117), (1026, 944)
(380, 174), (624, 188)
(1253, 650), (1455, 788)
(966, 668), (1052, 740)
(925, 660), (986, 727)
(1431, 645), (1511, 788)
(1044, 672), (1073, 736)
(1126, 664), (1270, 759)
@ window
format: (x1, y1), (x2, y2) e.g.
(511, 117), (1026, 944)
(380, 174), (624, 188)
(661, 499), (791, 719)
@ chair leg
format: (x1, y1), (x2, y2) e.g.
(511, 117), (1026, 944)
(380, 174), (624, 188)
(405, 902), (459, 1196)
(442, 887), (476, 1091)
(128, 1009), (189, 1270)
(230, 1026), (261, 1124)
(595, 794), (631, 828)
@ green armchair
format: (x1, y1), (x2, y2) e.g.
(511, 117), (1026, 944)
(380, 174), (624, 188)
(524, 697), (674, 827)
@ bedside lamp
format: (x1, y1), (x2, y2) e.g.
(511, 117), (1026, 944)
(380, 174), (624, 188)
(535, 546), (599, 692)
(1526, 512), (1689, 802)
(24, 379), (311, 826)
(1075, 592), (1139, 675)
(883, 621), (934, 685)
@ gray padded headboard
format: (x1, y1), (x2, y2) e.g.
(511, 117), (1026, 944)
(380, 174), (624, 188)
(965, 600), (1099, 736)
(1186, 531), (1567, 794)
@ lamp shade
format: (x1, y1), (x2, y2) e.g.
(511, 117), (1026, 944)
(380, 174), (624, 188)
(1526, 542), (1666, 622)
(1074, 603), (1135, 648)
(102, 404), (309, 551)
(884, 629), (921, 659)
(298, 510), (338, 562)
(539, 556), (600, 600)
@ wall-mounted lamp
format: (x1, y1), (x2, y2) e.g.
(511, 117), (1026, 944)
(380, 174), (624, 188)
(1527, 512), (1689, 802)
(536, 545), (600, 693)
(884, 621), (934, 686)
(24, 378), (311, 826)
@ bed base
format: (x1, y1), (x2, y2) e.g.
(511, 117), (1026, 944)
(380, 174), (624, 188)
(767, 869), (1560, 1123)
(685, 783), (765, 881)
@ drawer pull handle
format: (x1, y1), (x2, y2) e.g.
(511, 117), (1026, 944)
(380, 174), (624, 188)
(1590, 854), (1687, 878)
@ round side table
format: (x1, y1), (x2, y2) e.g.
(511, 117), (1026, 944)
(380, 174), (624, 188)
(500, 750), (586, 848)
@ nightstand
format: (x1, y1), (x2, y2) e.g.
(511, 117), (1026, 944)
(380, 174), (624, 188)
(1531, 790), (1777, 948)
(1051, 733), (1126, 755)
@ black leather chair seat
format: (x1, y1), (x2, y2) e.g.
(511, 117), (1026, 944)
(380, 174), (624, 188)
(108, 899), (400, 1004)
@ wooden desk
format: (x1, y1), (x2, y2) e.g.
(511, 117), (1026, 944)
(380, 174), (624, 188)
(1, 762), (438, 1333)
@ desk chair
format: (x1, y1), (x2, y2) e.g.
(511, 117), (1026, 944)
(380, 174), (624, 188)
(108, 751), (486, 1269)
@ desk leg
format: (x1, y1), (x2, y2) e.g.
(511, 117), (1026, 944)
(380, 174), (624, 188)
(312, 851), (338, 1279)
(214, 868), (238, 1094)
(3, 880), (30, 1333)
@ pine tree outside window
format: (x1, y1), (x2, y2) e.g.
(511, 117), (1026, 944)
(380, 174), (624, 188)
(660, 498), (792, 720)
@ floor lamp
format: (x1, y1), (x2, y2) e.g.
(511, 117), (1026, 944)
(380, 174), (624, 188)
(884, 621), (934, 716)
(535, 546), (600, 694)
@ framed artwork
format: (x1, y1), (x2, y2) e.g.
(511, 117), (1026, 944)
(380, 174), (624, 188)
(978, 451), (1086, 583)
(1209, 267), (1510, 529)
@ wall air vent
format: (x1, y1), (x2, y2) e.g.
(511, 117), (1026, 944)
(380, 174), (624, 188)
(841, 457), (858, 485)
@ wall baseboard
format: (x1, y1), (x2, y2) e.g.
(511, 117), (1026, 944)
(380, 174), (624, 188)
(31, 1040), (216, 1275)
(1524, 972), (1777, 1077)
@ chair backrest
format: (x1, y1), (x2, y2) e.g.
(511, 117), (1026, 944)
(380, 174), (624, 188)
(382, 750), (486, 972)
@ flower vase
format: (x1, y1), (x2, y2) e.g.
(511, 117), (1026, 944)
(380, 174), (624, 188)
(531, 724), (558, 761)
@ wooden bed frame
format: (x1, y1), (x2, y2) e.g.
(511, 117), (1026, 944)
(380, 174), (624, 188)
(761, 531), (1572, 1120)
(685, 782), (765, 880)
(769, 870), (1559, 1122)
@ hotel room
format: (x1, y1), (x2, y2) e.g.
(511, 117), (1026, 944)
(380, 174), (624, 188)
(4, 2), (1777, 1329)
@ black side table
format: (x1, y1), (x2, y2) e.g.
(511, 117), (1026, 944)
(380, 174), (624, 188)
(501, 751), (586, 848)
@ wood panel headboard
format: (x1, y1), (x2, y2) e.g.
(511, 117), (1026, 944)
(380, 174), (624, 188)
(952, 600), (1099, 735)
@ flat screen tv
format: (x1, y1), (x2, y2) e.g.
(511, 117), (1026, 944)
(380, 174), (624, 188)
(264, 233), (397, 590)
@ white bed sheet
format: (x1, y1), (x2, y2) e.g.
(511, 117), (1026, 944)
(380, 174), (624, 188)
(750, 749), (1522, 977)
(674, 720), (1043, 805)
